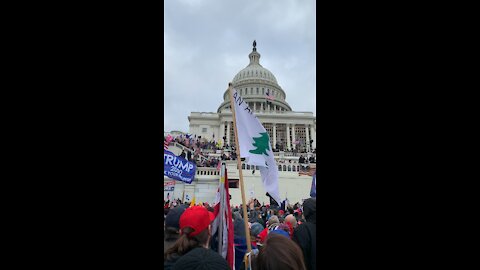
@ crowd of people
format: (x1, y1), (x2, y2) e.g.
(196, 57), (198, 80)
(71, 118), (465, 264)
(298, 155), (316, 164)
(164, 197), (316, 270)
(166, 134), (316, 160)
(176, 149), (237, 168)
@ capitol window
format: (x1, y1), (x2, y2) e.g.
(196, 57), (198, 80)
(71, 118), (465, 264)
(202, 128), (207, 133)
(256, 88), (259, 94)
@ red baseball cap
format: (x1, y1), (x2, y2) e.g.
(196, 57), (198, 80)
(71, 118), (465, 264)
(179, 206), (215, 237)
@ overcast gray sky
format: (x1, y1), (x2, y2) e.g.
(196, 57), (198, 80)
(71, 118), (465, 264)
(164, 0), (316, 133)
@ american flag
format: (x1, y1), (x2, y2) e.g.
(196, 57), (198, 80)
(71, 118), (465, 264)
(164, 134), (173, 150)
(211, 163), (235, 269)
(266, 90), (275, 101)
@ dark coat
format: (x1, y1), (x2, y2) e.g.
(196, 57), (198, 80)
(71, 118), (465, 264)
(234, 236), (256, 270)
(292, 198), (316, 270)
(164, 253), (181, 270)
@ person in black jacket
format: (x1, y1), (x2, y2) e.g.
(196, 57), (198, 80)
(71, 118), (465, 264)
(292, 198), (316, 270)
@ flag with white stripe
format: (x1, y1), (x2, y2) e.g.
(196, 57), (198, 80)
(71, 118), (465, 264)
(211, 163), (235, 269)
(265, 90), (275, 101)
(164, 134), (173, 150)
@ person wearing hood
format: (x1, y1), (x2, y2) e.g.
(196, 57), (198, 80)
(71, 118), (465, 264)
(248, 210), (265, 228)
(164, 205), (187, 253)
(250, 222), (264, 248)
(292, 197), (316, 270)
(233, 212), (257, 270)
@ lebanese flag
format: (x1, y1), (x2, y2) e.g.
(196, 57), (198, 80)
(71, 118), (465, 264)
(211, 163), (235, 269)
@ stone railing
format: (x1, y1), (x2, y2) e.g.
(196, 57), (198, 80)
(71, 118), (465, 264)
(203, 160), (316, 172)
(196, 167), (220, 176)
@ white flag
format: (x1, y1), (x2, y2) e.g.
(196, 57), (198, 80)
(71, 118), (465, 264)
(231, 88), (281, 204)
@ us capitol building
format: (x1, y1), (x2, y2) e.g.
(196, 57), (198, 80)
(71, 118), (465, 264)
(188, 41), (316, 152)
(165, 41), (316, 206)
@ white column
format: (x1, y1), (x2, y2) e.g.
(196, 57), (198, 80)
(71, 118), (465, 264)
(286, 124), (291, 151)
(310, 125), (316, 149)
(274, 104), (277, 113)
(292, 124), (296, 150)
(305, 124), (310, 152)
(273, 123), (277, 150)
(261, 102), (264, 112)
(253, 102), (256, 112)
(226, 121), (231, 146)
(220, 122), (225, 146)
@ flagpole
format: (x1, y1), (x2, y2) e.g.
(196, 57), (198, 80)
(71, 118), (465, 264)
(227, 82), (252, 254)
(218, 162), (224, 253)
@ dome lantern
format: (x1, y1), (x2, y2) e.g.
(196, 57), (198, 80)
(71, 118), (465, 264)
(249, 40), (261, 66)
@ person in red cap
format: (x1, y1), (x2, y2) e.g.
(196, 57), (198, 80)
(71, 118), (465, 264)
(164, 205), (217, 270)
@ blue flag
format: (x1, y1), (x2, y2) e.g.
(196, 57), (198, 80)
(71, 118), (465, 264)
(310, 172), (316, 198)
(164, 150), (196, 184)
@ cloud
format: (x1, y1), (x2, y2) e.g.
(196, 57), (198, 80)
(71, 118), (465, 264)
(164, 0), (316, 132)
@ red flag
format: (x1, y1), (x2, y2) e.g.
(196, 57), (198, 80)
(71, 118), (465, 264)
(211, 163), (235, 269)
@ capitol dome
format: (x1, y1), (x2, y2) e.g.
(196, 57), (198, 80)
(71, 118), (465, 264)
(232, 52), (278, 85)
(218, 41), (292, 113)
